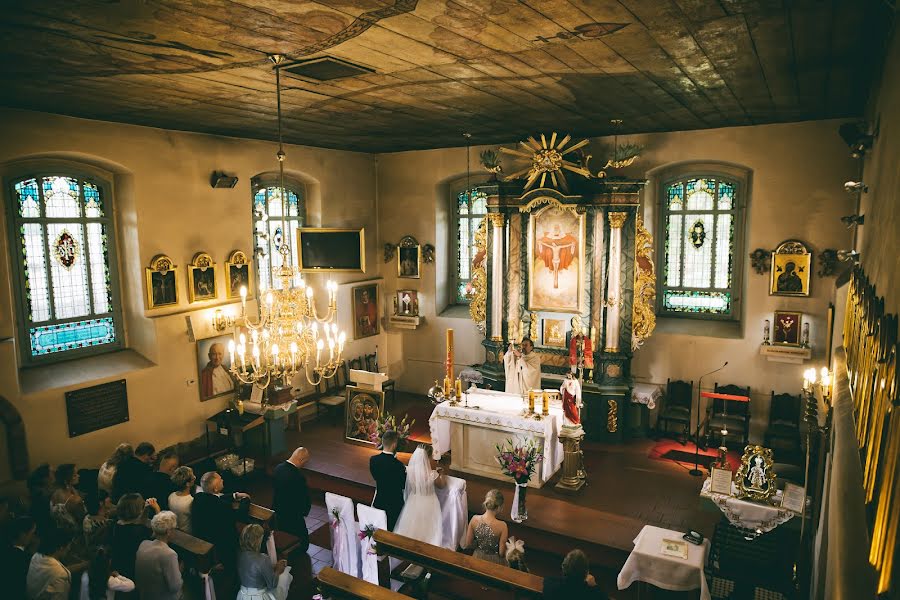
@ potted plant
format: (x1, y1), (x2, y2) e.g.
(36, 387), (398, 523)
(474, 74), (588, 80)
(496, 439), (543, 522)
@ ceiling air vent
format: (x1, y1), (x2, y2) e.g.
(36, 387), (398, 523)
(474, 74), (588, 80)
(282, 56), (374, 82)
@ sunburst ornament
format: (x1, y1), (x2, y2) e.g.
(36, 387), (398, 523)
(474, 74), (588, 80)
(500, 133), (593, 192)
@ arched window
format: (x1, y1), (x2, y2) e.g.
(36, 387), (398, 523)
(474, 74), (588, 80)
(252, 179), (305, 292)
(7, 173), (123, 363)
(657, 170), (747, 320)
(454, 185), (487, 304)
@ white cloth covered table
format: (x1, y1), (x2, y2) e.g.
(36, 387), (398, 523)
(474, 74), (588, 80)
(631, 383), (662, 409)
(700, 479), (796, 533)
(356, 504), (387, 585)
(435, 474), (468, 550)
(325, 492), (360, 578)
(617, 525), (711, 600)
(429, 388), (563, 487)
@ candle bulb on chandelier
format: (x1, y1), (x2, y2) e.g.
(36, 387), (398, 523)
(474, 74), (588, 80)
(240, 286), (248, 311)
(228, 340), (236, 366)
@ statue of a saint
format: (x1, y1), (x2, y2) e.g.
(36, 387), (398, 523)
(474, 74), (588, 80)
(560, 374), (582, 428)
(568, 317), (593, 380)
(748, 456), (767, 490)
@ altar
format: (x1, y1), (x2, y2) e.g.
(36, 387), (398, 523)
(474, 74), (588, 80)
(429, 388), (564, 488)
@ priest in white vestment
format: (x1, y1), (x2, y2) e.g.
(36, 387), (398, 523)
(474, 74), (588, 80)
(504, 338), (542, 394)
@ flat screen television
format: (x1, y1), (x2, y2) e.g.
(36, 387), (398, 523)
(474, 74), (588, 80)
(296, 227), (365, 272)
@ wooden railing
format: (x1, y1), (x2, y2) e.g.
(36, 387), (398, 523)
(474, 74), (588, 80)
(317, 567), (406, 600)
(373, 530), (543, 597)
(170, 528), (214, 573)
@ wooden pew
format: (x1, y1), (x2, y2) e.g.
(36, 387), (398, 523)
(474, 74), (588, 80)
(373, 530), (544, 597)
(317, 567), (407, 600)
(170, 528), (214, 573)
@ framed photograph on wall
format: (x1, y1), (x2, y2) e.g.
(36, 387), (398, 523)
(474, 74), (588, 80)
(225, 250), (252, 299)
(773, 310), (802, 346)
(345, 385), (384, 447)
(770, 240), (811, 297)
(196, 333), (236, 402)
(188, 252), (217, 303)
(352, 283), (379, 339)
(145, 254), (178, 309)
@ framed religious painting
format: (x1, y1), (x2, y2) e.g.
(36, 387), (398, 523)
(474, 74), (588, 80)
(188, 252), (217, 303)
(773, 310), (802, 346)
(397, 236), (421, 279)
(770, 240), (811, 297)
(196, 333), (236, 402)
(735, 445), (777, 501)
(542, 318), (567, 348)
(345, 385), (384, 447)
(527, 202), (585, 312)
(352, 283), (379, 339)
(225, 250), (252, 299)
(145, 254), (178, 309)
(395, 290), (419, 316)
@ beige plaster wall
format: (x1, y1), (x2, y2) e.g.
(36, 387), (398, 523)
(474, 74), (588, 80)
(377, 120), (855, 441)
(0, 108), (381, 469)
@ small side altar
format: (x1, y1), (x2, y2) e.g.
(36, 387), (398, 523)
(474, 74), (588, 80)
(429, 388), (564, 488)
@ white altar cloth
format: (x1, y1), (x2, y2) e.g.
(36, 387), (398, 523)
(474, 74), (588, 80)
(429, 388), (563, 488)
(617, 525), (711, 600)
(700, 479), (797, 533)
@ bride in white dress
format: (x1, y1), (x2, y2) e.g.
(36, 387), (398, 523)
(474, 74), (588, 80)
(393, 446), (446, 546)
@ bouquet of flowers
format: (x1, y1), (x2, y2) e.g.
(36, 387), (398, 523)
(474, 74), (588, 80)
(496, 439), (543, 485)
(357, 523), (377, 541)
(370, 412), (415, 449)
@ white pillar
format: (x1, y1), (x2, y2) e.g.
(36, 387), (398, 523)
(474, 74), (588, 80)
(488, 214), (505, 341)
(605, 212), (627, 352)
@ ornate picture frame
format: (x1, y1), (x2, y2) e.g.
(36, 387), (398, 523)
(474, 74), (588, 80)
(344, 385), (384, 447)
(773, 310), (803, 346)
(145, 254), (178, 309)
(352, 283), (379, 339)
(188, 252), (217, 303)
(770, 240), (812, 297)
(196, 333), (236, 402)
(542, 318), (567, 348)
(397, 235), (421, 279)
(735, 445), (777, 501)
(527, 200), (585, 312)
(225, 250), (252, 299)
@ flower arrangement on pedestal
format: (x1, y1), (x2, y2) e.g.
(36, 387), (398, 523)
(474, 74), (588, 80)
(371, 412), (415, 451)
(496, 439), (543, 522)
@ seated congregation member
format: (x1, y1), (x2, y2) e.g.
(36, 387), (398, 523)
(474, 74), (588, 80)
(134, 511), (182, 600)
(50, 464), (85, 532)
(142, 449), (179, 511)
(393, 446), (445, 546)
(26, 527), (74, 599)
(463, 489), (508, 564)
(111, 493), (158, 582)
(2, 515), (37, 599)
(167, 466), (196, 533)
(113, 442), (155, 502)
(83, 491), (114, 549)
(192, 471), (250, 567)
(272, 447), (311, 552)
(542, 549), (607, 599)
(80, 546), (134, 600)
(237, 524), (292, 600)
(369, 431), (406, 530)
(28, 465), (54, 536)
(98, 444), (133, 494)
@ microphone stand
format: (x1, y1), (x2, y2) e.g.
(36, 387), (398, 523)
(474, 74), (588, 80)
(690, 361), (729, 477)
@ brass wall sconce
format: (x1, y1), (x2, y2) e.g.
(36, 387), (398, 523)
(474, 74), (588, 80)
(837, 250), (860, 263)
(841, 214), (865, 228)
(844, 181), (868, 193)
(211, 308), (235, 332)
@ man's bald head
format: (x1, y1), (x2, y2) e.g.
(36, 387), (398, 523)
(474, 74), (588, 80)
(288, 447), (310, 467)
(208, 343), (225, 367)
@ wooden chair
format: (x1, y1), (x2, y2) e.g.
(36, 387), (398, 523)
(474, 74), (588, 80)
(657, 379), (693, 443)
(365, 352), (396, 411)
(705, 383), (751, 448)
(765, 391), (802, 459)
(317, 361), (348, 426)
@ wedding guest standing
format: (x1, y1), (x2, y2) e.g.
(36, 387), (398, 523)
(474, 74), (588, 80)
(110, 494), (157, 582)
(192, 472), (250, 568)
(542, 549), (607, 599)
(82, 491), (114, 549)
(463, 489), (508, 564)
(369, 431), (406, 529)
(237, 524), (293, 600)
(98, 444), (133, 494)
(272, 447), (312, 552)
(113, 443), (155, 502)
(167, 466), (195, 533)
(26, 528), (74, 599)
(3, 515), (36, 599)
(142, 450), (179, 511)
(28, 465), (54, 536)
(134, 512), (182, 600)
(80, 546), (135, 600)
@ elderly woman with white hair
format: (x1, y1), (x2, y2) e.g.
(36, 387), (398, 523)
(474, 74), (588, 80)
(134, 511), (182, 600)
(237, 524), (292, 600)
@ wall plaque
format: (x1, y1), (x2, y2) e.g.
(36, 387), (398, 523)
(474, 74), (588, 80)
(65, 379), (129, 437)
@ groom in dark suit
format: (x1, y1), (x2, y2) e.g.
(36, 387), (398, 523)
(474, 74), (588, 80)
(369, 430), (406, 529)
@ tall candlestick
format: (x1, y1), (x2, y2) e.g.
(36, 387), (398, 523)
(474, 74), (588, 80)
(542, 390), (550, 415)
(528, 390), (535, 414)
(455, 377), (463, 399)
(446, 328), (454, 381)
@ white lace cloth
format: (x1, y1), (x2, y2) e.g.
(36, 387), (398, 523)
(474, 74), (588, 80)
(325, 492), (360, 578)
(631, 383), (662, 409)
(700, 479), (796, 533)
(435, 475), (468, 550)
(617, 525), (710, 600)
(356, 504), (387, 585)
(429, 388), (564, 482)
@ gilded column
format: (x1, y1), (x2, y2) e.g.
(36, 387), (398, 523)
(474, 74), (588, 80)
(507, 214), (521, 338)
(590, 211), (605, 346)
(487, 213), (505, 341)
(605, 212), (627, 352)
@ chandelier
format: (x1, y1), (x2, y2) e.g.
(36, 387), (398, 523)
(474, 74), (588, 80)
(228, 55), (345, 391)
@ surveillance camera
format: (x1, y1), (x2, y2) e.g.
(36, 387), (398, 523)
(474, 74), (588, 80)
(844, 181), (868, 193)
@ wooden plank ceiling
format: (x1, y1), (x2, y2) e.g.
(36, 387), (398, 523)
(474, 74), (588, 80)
(0, 0), (891, 153)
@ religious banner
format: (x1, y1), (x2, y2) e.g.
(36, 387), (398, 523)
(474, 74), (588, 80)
(527, 203), (585, 312)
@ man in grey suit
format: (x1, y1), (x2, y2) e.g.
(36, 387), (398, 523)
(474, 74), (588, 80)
(135, 511), (183, 600)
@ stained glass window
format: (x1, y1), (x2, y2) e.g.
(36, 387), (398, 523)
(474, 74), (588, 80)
(660, 176), (742, 318)
(455, 186), (487, 304)
(9, 174), (122, 362)
(252, 182), (304, 292)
